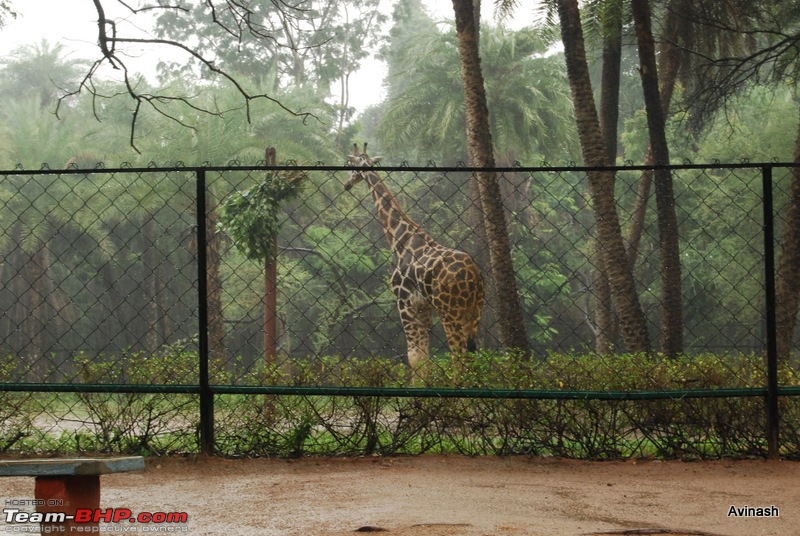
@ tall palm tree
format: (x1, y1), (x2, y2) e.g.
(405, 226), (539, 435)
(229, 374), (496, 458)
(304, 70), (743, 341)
(592, 0), (625, 353)
(379, 25), (575, 164)
(631, 0), (682, 357)
(625, 0), (756, 266)
(0, 40), (88, 109)
(555, 0), (651, 354)
(450, 0), (530, 354)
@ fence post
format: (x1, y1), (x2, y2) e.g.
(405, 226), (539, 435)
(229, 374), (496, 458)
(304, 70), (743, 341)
(196, 169), (215, 454)
(762, 165), (779, 459)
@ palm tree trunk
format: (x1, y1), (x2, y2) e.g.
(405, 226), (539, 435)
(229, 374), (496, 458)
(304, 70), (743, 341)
(775, 116), (800, 361)
(626, 163), (653, 269)
(599, 0), (623, 164)
(594, 0), (624, 353)
(626, 0), (687, 270)
(632, 0), (683, 357)
(557, 0), (651, 354)
(467, 174), (499, 348)
(451, 0), (530, 353)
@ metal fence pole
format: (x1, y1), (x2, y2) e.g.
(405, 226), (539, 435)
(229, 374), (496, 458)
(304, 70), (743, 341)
(196, 169), (215, 454)
(762, 165), (779, 459)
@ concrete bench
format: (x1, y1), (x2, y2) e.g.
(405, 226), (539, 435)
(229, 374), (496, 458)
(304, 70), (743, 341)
(1, 456), (145, 531)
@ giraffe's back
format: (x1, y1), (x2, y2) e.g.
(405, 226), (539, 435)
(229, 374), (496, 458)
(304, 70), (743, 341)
(423, 247), (484, 333)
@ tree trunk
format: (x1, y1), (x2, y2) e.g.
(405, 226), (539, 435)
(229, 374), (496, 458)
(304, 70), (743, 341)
(626, 164), (652, 269)
(632, 0), (683, 357)
(594, 0), (624, 354)
(264, 235), (278, 367)
(264, 147), (280, 368)
(599, 0), (623, 165)
(775, 116), (800, 361)
(451, 0), (529, 353)
(467, 174), (499, 348)
(143, 213), (160, 354)
(24, 242), (51, 379)
(205, 200), (227, 372)
(626, 0), (687, 269)
(557, 0), (651, 354)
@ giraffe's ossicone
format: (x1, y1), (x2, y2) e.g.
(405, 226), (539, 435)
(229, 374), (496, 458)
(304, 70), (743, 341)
(345, 143), (484, 375)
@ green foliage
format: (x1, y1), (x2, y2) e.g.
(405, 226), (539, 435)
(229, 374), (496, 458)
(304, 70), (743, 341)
(694, 84), (798, 162)
(5, 350), (800, 459)
(376, 23), (577, 164)
(70, 349), (201, 454)
(0, 357), (34, 452)
(218, 172), (304, 262)
(305, 225), (377, 275)
(152, 0), (385, 91)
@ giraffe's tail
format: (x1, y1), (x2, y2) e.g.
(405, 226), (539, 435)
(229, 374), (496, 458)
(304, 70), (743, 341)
(466, 337), (477, 353)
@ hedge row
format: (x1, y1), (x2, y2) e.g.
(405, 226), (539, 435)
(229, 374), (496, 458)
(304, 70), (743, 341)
(1, 352), (798, 459)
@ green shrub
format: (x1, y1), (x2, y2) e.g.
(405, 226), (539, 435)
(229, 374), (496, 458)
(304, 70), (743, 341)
(72, 349), (199, 455)
(3, 351), (799, 459)
(0, 356), (35, 452)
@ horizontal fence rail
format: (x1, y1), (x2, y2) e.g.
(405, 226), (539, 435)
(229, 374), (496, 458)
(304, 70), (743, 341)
(1, 161), (799, 458)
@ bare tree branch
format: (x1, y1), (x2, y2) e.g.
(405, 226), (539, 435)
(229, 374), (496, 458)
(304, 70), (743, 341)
(73, 0), (321, 151)
(115, 1), (189, 15)
(659, 2), (800, 131)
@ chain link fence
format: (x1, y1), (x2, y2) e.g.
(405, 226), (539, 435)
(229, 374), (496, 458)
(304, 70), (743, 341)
(1, 161), (798, 458)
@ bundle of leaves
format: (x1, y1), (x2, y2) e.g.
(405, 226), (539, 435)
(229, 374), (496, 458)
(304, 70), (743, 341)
(217, 170), (305, 263)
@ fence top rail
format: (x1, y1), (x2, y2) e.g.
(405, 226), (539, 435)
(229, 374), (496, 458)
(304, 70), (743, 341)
(0, 161), (798, 176)
(4, 382), (800, 400)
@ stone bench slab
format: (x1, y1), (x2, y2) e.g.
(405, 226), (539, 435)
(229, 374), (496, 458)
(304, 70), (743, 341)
(0, 456), (145, 477)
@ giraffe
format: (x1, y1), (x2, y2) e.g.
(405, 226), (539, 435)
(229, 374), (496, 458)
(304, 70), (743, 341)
(345, 143), (485, 376)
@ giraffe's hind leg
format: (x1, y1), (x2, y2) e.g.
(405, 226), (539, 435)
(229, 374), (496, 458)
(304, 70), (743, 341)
(440, 318), (469, 355)
(430, 250), (484, 364)
(397, 298), (432, 381)
(439, 296), (483, 381)
(440, 317), (476, 381)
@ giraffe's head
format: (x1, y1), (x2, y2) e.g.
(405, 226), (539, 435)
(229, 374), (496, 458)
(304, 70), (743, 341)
(344, 142), (382, 191)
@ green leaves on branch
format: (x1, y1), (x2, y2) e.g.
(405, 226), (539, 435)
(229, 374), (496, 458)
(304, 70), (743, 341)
(218, 171), (305, 263)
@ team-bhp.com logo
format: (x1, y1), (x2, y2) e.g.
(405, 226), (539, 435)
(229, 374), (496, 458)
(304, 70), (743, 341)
(4, 507), (189, 531)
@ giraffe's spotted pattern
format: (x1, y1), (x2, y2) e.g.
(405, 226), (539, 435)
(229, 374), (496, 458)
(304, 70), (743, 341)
(345, 144), (485, 375)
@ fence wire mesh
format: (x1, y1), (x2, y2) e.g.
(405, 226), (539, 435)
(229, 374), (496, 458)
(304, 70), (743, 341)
(1, 162), (798, 458)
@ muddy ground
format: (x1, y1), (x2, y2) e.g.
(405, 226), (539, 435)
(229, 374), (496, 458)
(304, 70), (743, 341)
(2, 455), (797, 535)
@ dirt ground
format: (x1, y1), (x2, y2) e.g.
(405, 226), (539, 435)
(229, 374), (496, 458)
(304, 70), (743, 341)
(2, 455), (797, 536)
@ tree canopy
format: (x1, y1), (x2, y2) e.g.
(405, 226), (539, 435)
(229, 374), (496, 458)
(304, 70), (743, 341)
(0, 0), (799, 364)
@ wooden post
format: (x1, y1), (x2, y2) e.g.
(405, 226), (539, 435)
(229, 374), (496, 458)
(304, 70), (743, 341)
(264, 236), (278, 366)
(264, 147), (278, 366)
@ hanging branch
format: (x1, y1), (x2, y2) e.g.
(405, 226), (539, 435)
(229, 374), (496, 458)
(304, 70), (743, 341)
(64, 0), (320, 152)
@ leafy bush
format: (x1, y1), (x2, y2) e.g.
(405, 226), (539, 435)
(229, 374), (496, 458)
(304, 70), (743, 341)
(0, 357), (34, 452)
(3, 351), (799, 459)
(71, 349), (200, 455)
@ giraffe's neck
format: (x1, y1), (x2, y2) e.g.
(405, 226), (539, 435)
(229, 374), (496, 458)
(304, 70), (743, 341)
(363, 171), (435, 262)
